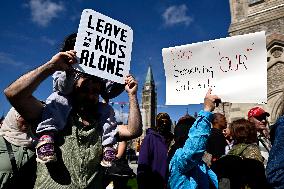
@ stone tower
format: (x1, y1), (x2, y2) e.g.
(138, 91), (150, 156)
(216, 0), (284, 123)
(141, 66), (157, 137)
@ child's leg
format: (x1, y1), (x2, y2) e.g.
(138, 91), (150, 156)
(101, 145), (117, 167)
(37, 92), (72, 133)
(101, 118), (119, 167)
(36, 132), (56, 163)
(36, 92), (72, 163)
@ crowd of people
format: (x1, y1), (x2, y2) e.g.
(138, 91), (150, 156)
(0, 33), (284, 189)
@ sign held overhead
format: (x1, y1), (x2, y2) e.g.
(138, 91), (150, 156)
(74, 9), (133, 84)
(162, 31), (267, 105)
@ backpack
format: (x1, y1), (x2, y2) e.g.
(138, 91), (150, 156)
(212, 144), (269, 189)
(2, 140), (37, 189)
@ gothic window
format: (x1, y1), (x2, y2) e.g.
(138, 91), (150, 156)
(270, 46), (283, 59)
(248, 0), (264, 6)
(146, 96), (149, 102)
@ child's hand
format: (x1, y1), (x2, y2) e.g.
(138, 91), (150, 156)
(49, 50), (77, 71)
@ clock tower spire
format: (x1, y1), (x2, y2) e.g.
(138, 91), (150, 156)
(142, 66), (157, 137)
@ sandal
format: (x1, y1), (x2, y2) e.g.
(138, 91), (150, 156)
(36, 135), (57, 163)
(100, 146), (116, 167)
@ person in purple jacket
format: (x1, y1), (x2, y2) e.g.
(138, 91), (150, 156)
(137, 112), (173, 189)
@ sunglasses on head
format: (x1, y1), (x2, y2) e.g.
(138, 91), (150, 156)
(75, 71), (104, 82)
(254, 114), (268, 122)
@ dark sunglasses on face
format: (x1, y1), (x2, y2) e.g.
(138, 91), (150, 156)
(254, 114), (268, 122)
(77, 78), (103, 95)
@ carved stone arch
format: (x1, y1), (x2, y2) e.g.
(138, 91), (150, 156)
(267, 87), (284, 124)
(267, 61), (284, 71)
(267, 45), (284, 69)
(267, 60), (284, 124)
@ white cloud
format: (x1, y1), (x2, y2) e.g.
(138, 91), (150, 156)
(1, 32), (33, 41)
(0, 52), (30, 70)
(162, 4), (193, 27)
(41, 36), (57, 46)
(29, 0), (64, 27)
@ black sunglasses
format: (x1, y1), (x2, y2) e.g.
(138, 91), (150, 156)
(254, 114), (268, 122)
(76, 78), (103, 94)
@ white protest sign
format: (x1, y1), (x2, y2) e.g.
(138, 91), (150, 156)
(73, 9), (133, 84)
(162, 31), (267, 105)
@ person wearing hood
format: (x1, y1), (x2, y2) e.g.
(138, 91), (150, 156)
(137, 112), (173, 189)
(0, 107), (37, 188)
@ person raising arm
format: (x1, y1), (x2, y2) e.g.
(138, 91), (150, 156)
(168, 89), (221, 189)
(4, 50), (142, 141)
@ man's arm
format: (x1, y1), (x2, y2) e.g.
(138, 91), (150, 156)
(4, 50), (77, 121)
(118, 75), (142, 140)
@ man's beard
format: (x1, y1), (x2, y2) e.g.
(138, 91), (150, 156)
(73, 95), (98, 114)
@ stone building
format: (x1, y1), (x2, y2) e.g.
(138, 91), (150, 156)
(215, 0), (284, 124)
(131, 66), (157, 152)
(141, 66), (157, 137)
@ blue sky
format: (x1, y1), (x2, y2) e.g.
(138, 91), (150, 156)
(0, 0), (231, 123)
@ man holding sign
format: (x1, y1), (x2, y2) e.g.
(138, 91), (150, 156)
(34, 8), (133, 166)
(33, 33), (125, 167)
(4, 10), (141, 189)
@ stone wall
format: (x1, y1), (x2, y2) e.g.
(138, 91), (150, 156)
(222, 0), (284, 124)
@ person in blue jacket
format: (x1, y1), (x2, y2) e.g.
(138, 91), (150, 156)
(266, 115), (284, 188)
(168, 89), (220, 189)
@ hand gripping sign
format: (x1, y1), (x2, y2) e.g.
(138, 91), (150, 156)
(73, 9), (133, 84)
(162, 31), (267, 105)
